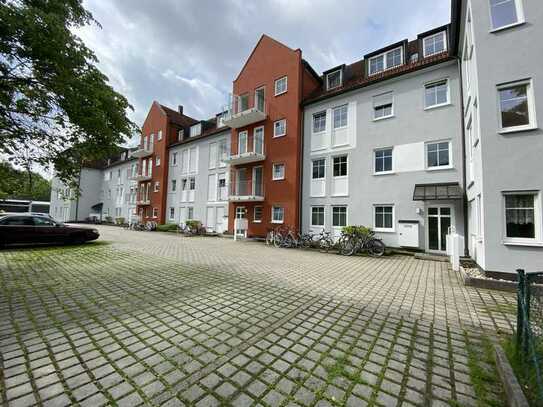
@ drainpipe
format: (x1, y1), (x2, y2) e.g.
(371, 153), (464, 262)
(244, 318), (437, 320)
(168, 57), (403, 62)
(298, 58), (304, 234)
(456, 57), (470, 257)
(74, 165), (82, 222)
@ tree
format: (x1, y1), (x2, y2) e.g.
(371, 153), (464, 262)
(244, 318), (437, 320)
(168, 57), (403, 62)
(0, 161), (51, 201)
(0, 0), (138, 189)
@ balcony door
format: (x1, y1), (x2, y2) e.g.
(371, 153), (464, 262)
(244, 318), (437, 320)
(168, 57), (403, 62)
(253, 166), (263, 197)
(255, 87), (265, 112)
(254, 127), (264, 155)
(236, 168), (248, 196)
(427, 206), (454, 253)
(238, 131), (248, 155)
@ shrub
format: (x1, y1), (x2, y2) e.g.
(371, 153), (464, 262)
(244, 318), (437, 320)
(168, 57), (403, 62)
(115, 217), (125, 225)
(341, 225), (373, 237)
(156, 223), (178, 232)
(186, 219), (201, 230)
(105, 216), (113, 223)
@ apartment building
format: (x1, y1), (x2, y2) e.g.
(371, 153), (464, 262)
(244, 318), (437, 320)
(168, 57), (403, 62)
(301, 26), (465, 253)
(453, 0), (543, 273)
(165, 116), (230, 233)
(49, 148), (137, 222)
(133, 102), (198, 224)
(222, 35), (320, 238)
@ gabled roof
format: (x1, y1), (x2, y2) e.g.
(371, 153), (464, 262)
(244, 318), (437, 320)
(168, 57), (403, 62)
(157, 102), (198, 127)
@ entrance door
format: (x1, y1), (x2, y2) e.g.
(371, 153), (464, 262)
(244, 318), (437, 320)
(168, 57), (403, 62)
(216, 206), (227, 234)
(235, 206), (247, 237)
(427, 206), (453, 253)
(206, 207), (216, 233)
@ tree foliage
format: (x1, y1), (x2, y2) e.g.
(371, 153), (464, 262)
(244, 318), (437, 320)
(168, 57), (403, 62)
(0, 161), (51, 201)
(0, 0), (137, 188)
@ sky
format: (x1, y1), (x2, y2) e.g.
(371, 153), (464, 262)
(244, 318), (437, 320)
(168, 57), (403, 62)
(77, 0), (452, 140)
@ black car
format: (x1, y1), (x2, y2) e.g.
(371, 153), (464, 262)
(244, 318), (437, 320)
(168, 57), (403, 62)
(0, 214), (100, 247)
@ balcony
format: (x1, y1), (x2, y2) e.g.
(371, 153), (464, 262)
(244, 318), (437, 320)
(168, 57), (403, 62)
(224, 151), (265, 166)
(136, 199), (150, 205)
(222, 92), (266, 129)
(131, 173), (152, 182)
(131, 142), (154, 158)
(224, 130), (266, 166)
(229, 179), (264, 202)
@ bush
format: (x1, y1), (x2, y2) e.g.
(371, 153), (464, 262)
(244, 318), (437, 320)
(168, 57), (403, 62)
(156, 223), (178, 232)
(186, 219), (201, 230)
(115, 217), (125, 225)
(105, 216), (113, 223)
(341, 225), (373, 237)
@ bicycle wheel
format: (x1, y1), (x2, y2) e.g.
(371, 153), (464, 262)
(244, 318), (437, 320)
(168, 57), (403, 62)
(273, 233), (283, 248)
(339, 236), (356, 256)
(368, 239), (385, 257)
(265, 231), (274, 246)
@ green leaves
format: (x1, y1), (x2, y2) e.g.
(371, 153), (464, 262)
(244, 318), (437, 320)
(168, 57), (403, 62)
(0, 0), (138, 189)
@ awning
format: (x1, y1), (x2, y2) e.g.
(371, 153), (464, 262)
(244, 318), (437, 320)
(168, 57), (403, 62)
(413, 183), (462, 201)
(91, 202), (103, 210)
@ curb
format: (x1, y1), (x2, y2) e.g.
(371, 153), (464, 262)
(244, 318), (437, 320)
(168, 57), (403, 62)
(460, 266), (518, 292)
(494, 344), (529, 407)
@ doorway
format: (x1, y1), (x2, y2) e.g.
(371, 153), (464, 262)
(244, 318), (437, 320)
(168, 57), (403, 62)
(427, 206), (454, 253)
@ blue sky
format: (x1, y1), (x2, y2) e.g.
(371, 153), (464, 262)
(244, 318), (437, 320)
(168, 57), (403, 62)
(78, 0), (451, 132)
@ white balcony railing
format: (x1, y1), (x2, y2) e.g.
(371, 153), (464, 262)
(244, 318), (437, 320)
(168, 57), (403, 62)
(224, 134), (265, 165)
(222, 92), (266, 129)
(131, 141), (154, 158)
(229, 180), (264, 202)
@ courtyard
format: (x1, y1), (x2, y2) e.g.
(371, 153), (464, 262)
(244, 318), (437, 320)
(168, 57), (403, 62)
(0, 225), (516, 406)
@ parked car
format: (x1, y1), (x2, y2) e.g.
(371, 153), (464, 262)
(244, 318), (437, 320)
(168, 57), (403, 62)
(0, 214), (99, 247)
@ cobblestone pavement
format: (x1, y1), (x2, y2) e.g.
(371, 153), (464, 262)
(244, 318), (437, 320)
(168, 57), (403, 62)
(0, 226), (516, 406)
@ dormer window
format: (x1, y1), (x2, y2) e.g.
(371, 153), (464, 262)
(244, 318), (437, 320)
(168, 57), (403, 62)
(217, 114), (225, 128)
(178, 129), (184, 141)
(326, 70), (342, 90)
(190, 123), (201, 137)
(368, 46), (403, 75)
(423, 31), (447, 58)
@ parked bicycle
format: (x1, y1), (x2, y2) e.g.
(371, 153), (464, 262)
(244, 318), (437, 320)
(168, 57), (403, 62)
(315, 230), (335, 253)
(337, 226), (385, 257)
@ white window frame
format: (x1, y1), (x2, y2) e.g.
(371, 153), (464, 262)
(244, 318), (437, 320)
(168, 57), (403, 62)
(178, 129), (184, 141)
(424, 78), (450, 110)
(312, 158), (326, 180)
(238, 131), (248, 155)
(274, 119), (287, 138)
(154, 181), (160, 192)
(310, 206), (326, 228)
(496, 79), (537, 134)
(368, 46), (403, 76)
(326, 70), (342, 90)
(422, 31), (447, 58)
(489, 0), (525, 32)
(373, 92), (394, 121)
(426, 140), (452, 170)
(272, 163), (285, 181)
(157, 130), (163, 141)
(190, 123), (202, 137)
(374, 147), (394, 175)
(171, 179), (177, 192)
(274, 76), (288, 96)
(171, 152), (178, 166)
(332, 155), (348, 178)
(373, 205), (395, 233)
(169, 207), (175, 220)
(271, 206), (284, 224)
(502, 191), (542, 246)
(155, 155), (161, 167)
(332, 104), (348, 129)
(312, 111), (326, 133)
(332, 206), (348, 228)
(253, 206), (263, 223)
(152, 207), (158, 218)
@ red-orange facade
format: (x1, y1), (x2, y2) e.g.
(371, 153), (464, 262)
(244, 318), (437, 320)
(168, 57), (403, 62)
(226, 35), (320, 237)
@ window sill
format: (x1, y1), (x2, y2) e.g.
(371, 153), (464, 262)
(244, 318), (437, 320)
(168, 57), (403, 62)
(274, 90), (287, 97)
(426, 165), (453, 172)
(253, 220), (262, 223)
(333, 125), (348, 131)
(374, 171), (395, 176)
(503, 240), (543, 247)
(373, 115), (395, 122)
(489, 21), (525, 34)
(498, 126), (538, 135)
(273, 134), (286, 138)
(374, 228), (395, 233)
(271, 220), (284, 224)
(272, 178), (285, 181)
(424, 102), (451, 111)
(331, 194), (349, 198)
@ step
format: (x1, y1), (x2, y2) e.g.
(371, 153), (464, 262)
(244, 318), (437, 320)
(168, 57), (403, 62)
(414, 253), (449, 262)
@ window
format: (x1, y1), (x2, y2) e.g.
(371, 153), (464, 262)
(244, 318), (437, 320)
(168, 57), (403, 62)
(171, 179), (177, 192)
(171, 152), (178, 166)
(333, 156), (348, 177)
(275, 76), (287, 96)
(190, 123), (201, 137)
(34, 217), (55, 226)
(187, 207), (194, 220)
(0, 216), (34, 226)
(311, 206), (325, 227)
(274, 119), (286, 137)
(272, 163), (285, 180)
(238, 131), (248, 154)
(169, 207), (175, 220)
(312, 159), (326, 179)
(178, 129), (184, 141)
(217, 113), (226, 127)
(427, 141), (451, 168)
(490, 0), (523, 30)
(368, 47), (403, 75)
(333, 105), (348, 129)
(152, 207), (158, 218)
(373, 92), (393, 120)
(157, 130), (163, 141)
(332, 206), (347, 227)
(498, 80), (535, 131)
(313, 111), (326, 133)
(189, 177), (196, 190)
(254, 206), (262, 223)
(423, 31), (447, 57)
(326, 70), (342, 90)
(504, 192), (539, 241)
(272, 206), (284, 223)
(154, 182), (160, 192)
(156, 155), (161, 166)
(425, 80), (449, 108)
(375, 148), (393, 173)
(374, 206), (394, 231)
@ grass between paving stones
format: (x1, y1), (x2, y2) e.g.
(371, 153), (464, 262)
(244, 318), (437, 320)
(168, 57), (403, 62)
(463, 330), (506, 407)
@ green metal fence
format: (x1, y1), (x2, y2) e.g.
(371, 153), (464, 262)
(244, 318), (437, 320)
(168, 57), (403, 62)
(516, 268), (543, 403)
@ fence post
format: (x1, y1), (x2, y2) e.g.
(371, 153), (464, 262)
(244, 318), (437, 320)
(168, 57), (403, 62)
(516, 268), (525, 358)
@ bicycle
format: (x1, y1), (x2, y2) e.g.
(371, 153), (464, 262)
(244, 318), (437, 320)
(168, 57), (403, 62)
(316, 230), (335, 253)
(337, 229), (385, 257)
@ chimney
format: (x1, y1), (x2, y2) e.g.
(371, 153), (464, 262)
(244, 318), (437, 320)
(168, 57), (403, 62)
(178, 105), (183, 114)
